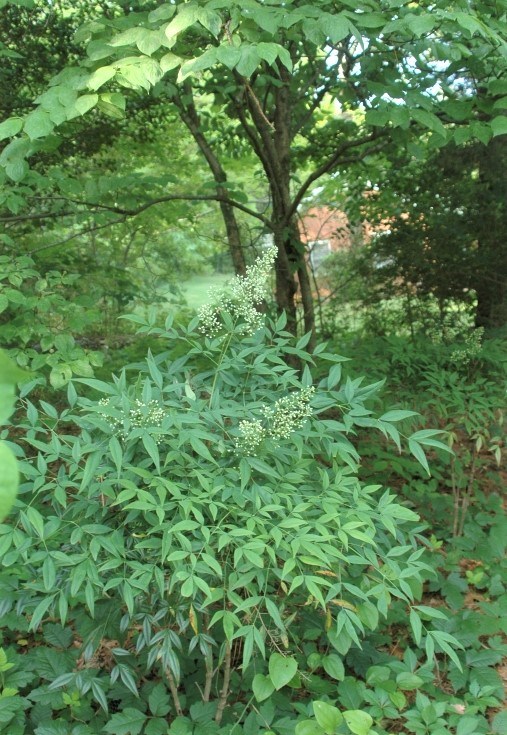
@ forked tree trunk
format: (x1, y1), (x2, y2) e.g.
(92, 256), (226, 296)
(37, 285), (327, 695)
(174, 76), (318, 341)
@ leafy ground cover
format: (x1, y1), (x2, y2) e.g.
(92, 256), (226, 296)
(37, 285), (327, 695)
(334, 332), (507, 735)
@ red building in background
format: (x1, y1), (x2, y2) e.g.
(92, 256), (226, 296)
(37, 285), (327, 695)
(299, 206), (368, 270)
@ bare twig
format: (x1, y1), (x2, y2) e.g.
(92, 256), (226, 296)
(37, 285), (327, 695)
(452, 445), (478, 538)
(244, 81), (275, 131)
(0, 209), (76, 223)
(457, 447), (478, 538)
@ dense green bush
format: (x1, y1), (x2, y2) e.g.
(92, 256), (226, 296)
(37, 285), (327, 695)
(1, 250), (459, 735)
(318, 247), (481, 341)
(0, 255), (103, 388)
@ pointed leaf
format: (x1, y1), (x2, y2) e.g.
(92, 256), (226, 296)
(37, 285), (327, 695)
(24, 109), (53, 140)
(343, 710), (373, 735)
(0, 117), (23, 141)
(252, 673), (275, 702)
(268, 653), (298, 690)
(313, 701), (343, 734)
(88, 66), (116, 91)
(322, 654), (345, 681)
(102, 708), (146, 735)
(74, 94), (99, 115)
(491, 116), (507, 137)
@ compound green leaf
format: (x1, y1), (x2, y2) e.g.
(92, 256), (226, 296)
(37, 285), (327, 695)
(295, 721), (326, 735)
(109, 27), (146, 47)
(74, 94), (99, 116)
(160, 52), (182, 73)
(236, 45), (261, 78)
(324, 14), (350, 43)
(0, 443), (19, 523)
(492, 710), (507, 735)
(406, 14), (435, 36)
(103, 708), (146, 735)
(178, 48), (217, 82)
(88, 66), (116, 91)
(396, 672), (424, 690)
(196, 7), (222, 37)
(380, 410), (418, 422)
(491, 116), (507, 137)
(322, 654), (345, 681)
(137, 30), (164, 56)
(164, 4), (199, 42)
(24, 109), (53, 140)
(409, 608), (423, 646)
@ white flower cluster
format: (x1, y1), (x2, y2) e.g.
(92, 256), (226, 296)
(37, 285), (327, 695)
(428, 321), (484, 366)
(98, 398), (165, 443)
(234, 386), (315, 454)
(450, 327), (484, 365)
(261, 386), (315, 441)
(235, 418), (266, 454)
(198, 245), (277, 337)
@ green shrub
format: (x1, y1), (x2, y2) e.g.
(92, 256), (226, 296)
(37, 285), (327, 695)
(2, 250), (455, 734)
(0, 350), (28, 523)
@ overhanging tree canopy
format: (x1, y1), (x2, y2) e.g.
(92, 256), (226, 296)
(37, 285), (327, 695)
(1, 0), (506, 337)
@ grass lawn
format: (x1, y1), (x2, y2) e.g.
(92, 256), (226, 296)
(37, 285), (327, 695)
(176, 271), (233, 310)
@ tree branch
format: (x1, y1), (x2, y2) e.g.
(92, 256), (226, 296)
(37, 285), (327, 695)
(0, 209), (76, 223)
(232, 70), (284, 200)
(1, 192), (272, 228)
(168, 85), (250, 274)
(82, 193), (271, 226)
(286, 133), (389, 223)
(229, 88), (272, 175)
(26, 217), (128, 255)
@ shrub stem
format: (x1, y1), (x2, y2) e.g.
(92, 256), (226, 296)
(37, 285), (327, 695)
(215, 641), (232, 724)
(165, 667), (183, 717)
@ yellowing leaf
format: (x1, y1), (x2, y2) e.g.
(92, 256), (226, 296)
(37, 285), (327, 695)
(329, 599), (357, 611)
(189, 604), (198, 634)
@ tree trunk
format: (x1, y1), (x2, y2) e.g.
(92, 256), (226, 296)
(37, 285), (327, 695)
(269, 67), (316, 340)
(272, 221), (299, 334)
(173, 88), (246, 277)
(174, 73), (318, 340)
(271, 216), (315, 344)
(473, 136), (507, 329)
